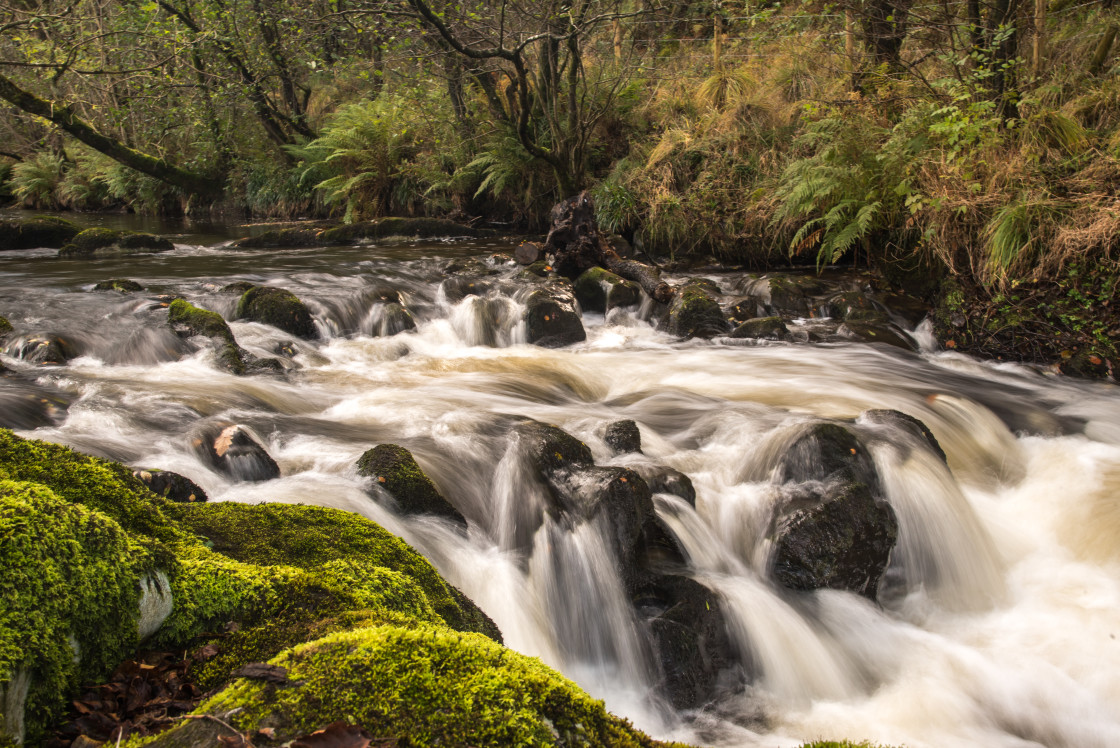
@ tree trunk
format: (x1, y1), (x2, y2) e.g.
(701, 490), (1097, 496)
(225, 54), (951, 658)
(1090, 24), (1119, 75)
(0, 72), (221, 199)
(1033, 0), (1046, 76)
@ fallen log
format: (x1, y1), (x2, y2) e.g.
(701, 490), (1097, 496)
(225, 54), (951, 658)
(544, 192), (675, 304)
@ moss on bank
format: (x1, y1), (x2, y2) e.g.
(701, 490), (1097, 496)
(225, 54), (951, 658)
(148, 624), (680, 748)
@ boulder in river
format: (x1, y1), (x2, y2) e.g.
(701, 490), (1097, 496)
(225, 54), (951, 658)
(167, 299), (247, 375)
(59, 228), (174, 257)
(0, 216), (81, 249)
(768, 422), (898, 599)
(370, 301), (416, 337)
(633, 464), (697, 506)
(93, 279), (144, 293)
(0, 315), (12, 340)
(523, 287), (586, 347)
(730, 316), (788, 340)
(837, 321), (915, 350)
(356, 444), (466, 526)
(0, 381), (70, 429)
(574, 267), (641, 314)
(132, 469), (209, 503)
(235, 285), (319, 340)
(604, 419), (642, 455)
(862, 408), (947, 463)
(660, 280), (729, 338)
(3, 334), (80, 365)
(191, 422), (280, 482)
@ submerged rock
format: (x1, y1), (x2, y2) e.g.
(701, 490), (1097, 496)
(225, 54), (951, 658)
(574, 267), (641, 314)
(370, 301), (416, 336)
(730, 316), (788, 340)
(233, 218), (495, 248)
(59, 228), (173, 257)
(0, 216), (81, 250)
(633, 464), (696, 506)
(660, 280), (729, 338)
(3, 334), (80, 365)
(132, 469), (209, 503)
(93, 279), (144, 293)
(604, 419), (642, 455)
(862, 409), (947, 463)
(441, 275), (496, 303)
(0, 381), (70, 429)
(759, 274), (828, 315)
(190, 422), (280, 482)
(356, 444), (466, 526)
(837, 321), (915, 350)
(235, 285), (318, 340)
(524, 287), (586, 347)
(768, 422), (897, 599)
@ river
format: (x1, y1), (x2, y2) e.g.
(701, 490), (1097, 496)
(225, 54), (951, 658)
(2, 221), (1120, 747)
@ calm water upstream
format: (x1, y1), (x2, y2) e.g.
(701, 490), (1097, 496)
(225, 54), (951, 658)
(3, 227), (1120, 747)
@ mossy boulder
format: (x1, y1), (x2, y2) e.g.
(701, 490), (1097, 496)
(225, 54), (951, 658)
(604, 419), (642, 455)
(59, 228), (173, 257)
(0, 216), (80, 250)
(167, 299), (247, 375)
(93, 279), (144, 293)
(190, 422), (280, 482)
(219, 281), (256, 295)
(146, 624), (676, 748)
(574, 267), (641, 313)
(730, 316), (788, 340)
(232, 226), (325, 249)
(356, 444), (466, 526)
(235, 285), (318, 340)
(0, 316), (11, 339)
(762, 274), (828, 315)
(825, 291), (881, 321)
(524, 287), (586, 347)
(2, 333), (79, 364)
(318, 217), (495, 244)
(441, 275), (496, 303)
(725, 298), (761, 324)
(660, 281), (728, 339)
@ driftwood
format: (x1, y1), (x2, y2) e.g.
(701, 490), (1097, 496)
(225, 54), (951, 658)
(544, 192), (675, 304)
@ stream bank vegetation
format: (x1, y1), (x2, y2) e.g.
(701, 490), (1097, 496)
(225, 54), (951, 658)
(1, 0), (1119, 370)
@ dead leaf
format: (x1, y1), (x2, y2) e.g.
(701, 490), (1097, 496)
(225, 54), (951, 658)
(214, 425), (239, 457)
(292, 722), (373, 748)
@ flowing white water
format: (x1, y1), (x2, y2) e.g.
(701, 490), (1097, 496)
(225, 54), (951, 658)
(3, 240), (1120, 746)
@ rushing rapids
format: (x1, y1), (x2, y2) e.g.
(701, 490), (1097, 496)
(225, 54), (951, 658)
(3, 229), (1120, 748)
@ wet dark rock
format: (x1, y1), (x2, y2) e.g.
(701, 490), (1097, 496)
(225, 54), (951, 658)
(825, 290), (878, 320)
(232, 226), (324, 248)
(1059, 348), (1112, 380)
(642, 575), (740, 710)
(236, 286), (318, 340)
(769, 422), (897, 599)
(604, 233), (635, 259)
(573, 267), (641, 314)
(633, 465), (697, 506)
(59, 228), (174, 257)
(726, 298), (761, 324)
(245, 356), (286, 373)
(356, 444), (465, 525)
(220, 281), (256, 295)
(191, 422), (280, 482)
(93, 279), (144, 293)
(604, 419), (642, 455)
(167, 299), (248, 375)
(862, 409), (947, 463)
(319, 217), (495, 244)
(0, 315), (11, 339)
(441, 276), (495, 303)
(837, 321), (915, 350)
(0, 216), (81, 249)
(274, 341), (300, 358)
(370, 302), (416, 336)
(442, 257), (504, 277)
(516, 262), (553, 281)
(512, 419), (594, 473)
(554, 465), (654, 574)
(515, 241), (543, 265)
(132, 469), (209, 503)
(524, 287), (586, 347)
(3, 334), (80, 365)
(762, 274), (829, 315)
(660, 280), (729, 339)
(730, 316), (788, 340)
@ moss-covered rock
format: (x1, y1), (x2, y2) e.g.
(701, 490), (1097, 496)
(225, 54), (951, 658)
(167, 299), (247, 375)
(147, 624), (676, 748)
(132, 469), (209, 503)
(93, 279), (144, 293)
(660, 281), (728, 338)
(0, 316), (13, 339)
(356, 444), (466, 526)
(524, 287), (586, 347)
(763, 274), (828, 315)
(0, 216), (80, 250)
(319, 217), (494, 244)
(59, 228), (173, 257)
(235, 286), (318, 340)
(725, 298), (760, 324)
(574, 267), (641, 313)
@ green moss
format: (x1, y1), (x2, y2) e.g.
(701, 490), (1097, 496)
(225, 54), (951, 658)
(185, 624), (677, 748)
(164, 501), (500, 640)
(0, 316), (11, 337)
(573, 267), (641, 313)
(662, 282), (729, 338)
(0, 429), (183, 544)
(93, 279), (144, 292)
(0, 480), (146, 744)
(356, 444), (464, 524)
